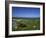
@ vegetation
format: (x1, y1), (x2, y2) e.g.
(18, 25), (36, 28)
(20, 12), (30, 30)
(12, 18), (40, 31)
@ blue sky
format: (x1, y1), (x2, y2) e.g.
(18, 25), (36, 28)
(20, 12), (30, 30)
(12, 7), (40, 18)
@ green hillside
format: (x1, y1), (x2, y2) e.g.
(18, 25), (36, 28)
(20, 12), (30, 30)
(12, 18), (40, 31)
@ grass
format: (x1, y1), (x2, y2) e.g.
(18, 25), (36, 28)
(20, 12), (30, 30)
(12, 18), (40, 31)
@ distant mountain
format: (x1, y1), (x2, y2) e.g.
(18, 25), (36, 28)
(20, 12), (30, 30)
(12, 17), (40, 19)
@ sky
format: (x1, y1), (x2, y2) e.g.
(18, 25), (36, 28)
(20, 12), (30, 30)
(12, 7), (40, 18)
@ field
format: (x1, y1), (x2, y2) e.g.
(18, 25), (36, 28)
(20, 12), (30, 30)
(12, 17), (40, 31)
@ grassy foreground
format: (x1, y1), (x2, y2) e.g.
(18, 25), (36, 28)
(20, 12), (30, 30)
(12, 18), (40, 31)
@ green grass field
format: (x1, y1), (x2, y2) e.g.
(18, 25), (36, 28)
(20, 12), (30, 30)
(12, 18), (40, 31)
